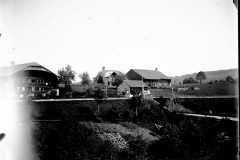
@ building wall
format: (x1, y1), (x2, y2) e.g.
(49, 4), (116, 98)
(117, 81), (130, 94)
(3, 70), (58, 98)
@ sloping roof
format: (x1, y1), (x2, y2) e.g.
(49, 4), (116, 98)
(0, 62), (59, 78)
(132, 69), (170, 80)
(98, 70), (122, 78)
(123, 80), (149, 88)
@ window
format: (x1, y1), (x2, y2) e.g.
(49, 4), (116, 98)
(22, 87), (25, 92)
(28, 79), (31, 83)
(28, 87), (31, 92)
(32, 87), (35, 92)
(32, 79), (35, 83)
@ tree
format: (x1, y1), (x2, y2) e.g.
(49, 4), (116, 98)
(129, 94), (146, 122)
(114, 72), (127, 86)
(58, 64), (76, 85)
(79, 72), (91, 86)
(58, 64), (76, 96)
(93, 88), (107, 115)
(188, 77), (195, 83)
(226, 76), (234, 83)
(183, 78), (189, 84)
(195, 71), (206, 84)
(97, 75), (104, 84)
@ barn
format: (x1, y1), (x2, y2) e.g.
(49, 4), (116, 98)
(0, 62), (59, 99)
(126, 68), (171, 88)
(117, 80), (149, 95)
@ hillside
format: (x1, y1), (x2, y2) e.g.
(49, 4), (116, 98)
(171, 68), (238, 84)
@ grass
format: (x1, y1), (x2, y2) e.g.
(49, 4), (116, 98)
(32, 110), (238, 160)
(10, 98), (238, 159)
(172, 82), (238, 96)
(150, 82), (238, 97)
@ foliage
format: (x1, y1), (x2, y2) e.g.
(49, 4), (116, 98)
(79, 72), (91, 86)
(57, 64), (76, 84)
(183, 77), (195, 84)
(129, 94), (145, 121)
(58, 64), (76, 96)
(113, 72), (128, 86)
(226, 76), (234, 83)
(195, 71), (206, 84)
(183, 78), (189, 84)
(97, 75), (104, 84)
(93, 88), (107, 114)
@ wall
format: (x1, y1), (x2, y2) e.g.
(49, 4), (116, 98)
(117, 81), (130, 94)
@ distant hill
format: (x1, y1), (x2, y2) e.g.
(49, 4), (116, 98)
(171, 68), (238, 84)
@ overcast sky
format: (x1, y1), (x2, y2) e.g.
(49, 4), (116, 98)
(0, 0), (238, 81)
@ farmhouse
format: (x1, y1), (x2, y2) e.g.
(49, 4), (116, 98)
(117, 80), (149, 94)
(126, 68), (171, 88)
(96, 67), (122, 88)
(0, 62), (59, 98)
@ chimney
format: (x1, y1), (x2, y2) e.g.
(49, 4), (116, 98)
(102, 67), (105, 71)
(11, 61), (15, 66)
(155, 68), (158, 71)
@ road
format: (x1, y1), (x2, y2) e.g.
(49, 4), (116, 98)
(182, 113), (239, 122)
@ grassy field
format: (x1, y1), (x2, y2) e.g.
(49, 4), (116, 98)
(30, 101), (238, 160)
(150, 82), (238, 97)
(7, 98), (238, 159)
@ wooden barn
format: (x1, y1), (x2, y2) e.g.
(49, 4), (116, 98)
(126, 68), (171, 88)
(117, 80), (149, 95)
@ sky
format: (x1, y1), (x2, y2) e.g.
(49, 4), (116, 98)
(0, 0), (238, 82)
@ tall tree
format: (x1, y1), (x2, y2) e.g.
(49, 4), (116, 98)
(97, 75), (104, 84)
(226, 76), (234, 83)
(58, 64), (76, 96)
(58, 64), (76, 85)
(195, 71), (206, 84)
(93, 88), (106, 115)
(114, 72), (127, 86)
(188, 77), (195, 83)
(183, 78), (189, 84)
(79, 72), (91, 86)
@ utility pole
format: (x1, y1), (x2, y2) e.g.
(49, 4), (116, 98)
(105, 84), (107, 97)
(141, 72), (145, 98)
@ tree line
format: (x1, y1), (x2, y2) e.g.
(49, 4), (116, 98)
(182, 71), (237, 84)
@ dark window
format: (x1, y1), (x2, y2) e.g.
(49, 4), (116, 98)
(32, 79), (35, 83)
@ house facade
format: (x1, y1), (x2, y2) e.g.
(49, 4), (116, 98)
(126, 68), (171, 88)
(117, 80), (149, 94)
(96, 67), (122, 88)
(0, 62), (59, 99)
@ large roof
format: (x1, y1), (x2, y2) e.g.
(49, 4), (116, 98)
(0, 62), (58, 77)
(123, 80), (149, 88)
(131, 69), (170, 80)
